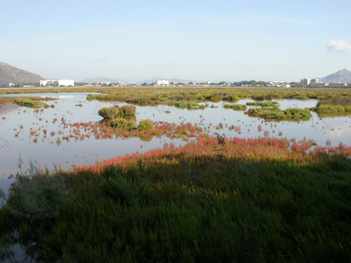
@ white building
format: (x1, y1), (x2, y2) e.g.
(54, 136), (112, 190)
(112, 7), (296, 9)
(300, 78), (311, 85)
(40, 80), (58, 87)
(311, 78), (320, 84)
(40, 79), (74, 87)
(156, 80), (169, 86)
(58, 79), (74, 87)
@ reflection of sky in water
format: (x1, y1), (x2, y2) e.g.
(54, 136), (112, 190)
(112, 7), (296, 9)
(1, 93), (351, 192)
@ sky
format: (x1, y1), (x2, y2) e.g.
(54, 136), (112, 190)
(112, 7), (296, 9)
(1, 0), (350, 83)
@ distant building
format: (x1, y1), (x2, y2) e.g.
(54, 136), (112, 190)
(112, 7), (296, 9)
(300, 78), (311, 85)
(8, 83), (15, 87)
(40, 79), (74, 87)
(156, 80), (169, 86)
(328, 82), (348, 88)
(40, 80), (58, 87)
(311, 78), (320, 84)
(310, 83), (328, 88)
(58, 79), (74, 87)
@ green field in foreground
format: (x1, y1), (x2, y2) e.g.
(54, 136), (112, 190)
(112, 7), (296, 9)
(1, 137), (351, 262)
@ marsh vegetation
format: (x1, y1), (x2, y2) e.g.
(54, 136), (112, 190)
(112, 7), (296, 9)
(1, 87), (351, 262)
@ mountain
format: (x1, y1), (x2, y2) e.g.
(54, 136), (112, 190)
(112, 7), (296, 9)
(81, 77), (128, 84)
(319, 69), (351, 83)
(0, 62), (43, 84)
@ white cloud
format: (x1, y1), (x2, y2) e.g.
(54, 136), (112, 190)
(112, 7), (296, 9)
(327, 40), (351, 53)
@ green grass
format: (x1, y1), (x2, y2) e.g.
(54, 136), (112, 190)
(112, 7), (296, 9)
(1, 137), (351, 262)
(316, 98), (351, 116)
(246, 101), (280, 107)
(246, 108), (312, 121)
(223, 104), (247, 110)
(2, 87), (351, 117)
(174, 101), (206, 110)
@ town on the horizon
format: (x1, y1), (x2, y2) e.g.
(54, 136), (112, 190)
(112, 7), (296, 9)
(2, 60), (351, 88)
(5, 78), (351, 89)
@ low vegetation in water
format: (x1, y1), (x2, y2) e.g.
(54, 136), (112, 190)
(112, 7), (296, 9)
(35, 118), (205, 143)
(0, 97), (55, 108)
(84, 87), (351, 107)
(174, 101), (206, 110)
(246, 101), (280, 107)
(315, 98), (351, 116)
(138, 119), (155, 131)
(1, 137), (351, 262)
(246, 107), (312, 121)
(2, 87), (351, 116)
(110, 118), (137, 130)
(223, 104), (247, 110)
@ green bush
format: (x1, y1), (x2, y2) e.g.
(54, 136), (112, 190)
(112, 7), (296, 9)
(120, 105), (136, 116)
(229, 95), (240, 103)
(110, 118), (137, 130)
(210, 94), (221, 102)
(138, 119), (155, 131)
(8, 167), (69, 222)
(98, 106), (120, 119)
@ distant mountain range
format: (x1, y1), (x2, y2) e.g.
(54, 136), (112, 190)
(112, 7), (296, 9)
(1, 61), (351, 86)
(0, 62), (43, 84)
(319, 69), (351, 83)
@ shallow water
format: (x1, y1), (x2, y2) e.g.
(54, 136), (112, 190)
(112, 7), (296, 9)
(1, 93), (351, 192)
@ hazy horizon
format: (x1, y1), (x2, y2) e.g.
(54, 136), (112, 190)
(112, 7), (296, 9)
(1, 0), (350, 82)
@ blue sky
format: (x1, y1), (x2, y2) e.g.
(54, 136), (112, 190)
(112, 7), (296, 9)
(1, 0), (350, 82)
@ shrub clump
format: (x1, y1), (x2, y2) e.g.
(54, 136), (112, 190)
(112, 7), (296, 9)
(229, 95), (240, 103)
(210, 94), (221, 102)
(98, 106), (120, 119)
(99, 105), (137, 119)
(138, 119), (155, 131)
(120, 105), (136, 116)
(8, 167), (69, 222)
(110, 118), (137, 130)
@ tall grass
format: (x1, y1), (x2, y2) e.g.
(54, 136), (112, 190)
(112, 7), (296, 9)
(1, 137), (351, 262)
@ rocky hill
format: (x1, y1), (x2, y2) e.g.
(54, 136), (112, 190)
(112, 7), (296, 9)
(319, 69), (351, 83)
(0, 62), (43, 84)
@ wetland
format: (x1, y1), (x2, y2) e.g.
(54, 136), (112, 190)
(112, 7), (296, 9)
(1, 87), (351, 262)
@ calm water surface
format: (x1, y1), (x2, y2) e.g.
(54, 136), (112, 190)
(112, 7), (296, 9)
(1, 93), (351, 192)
